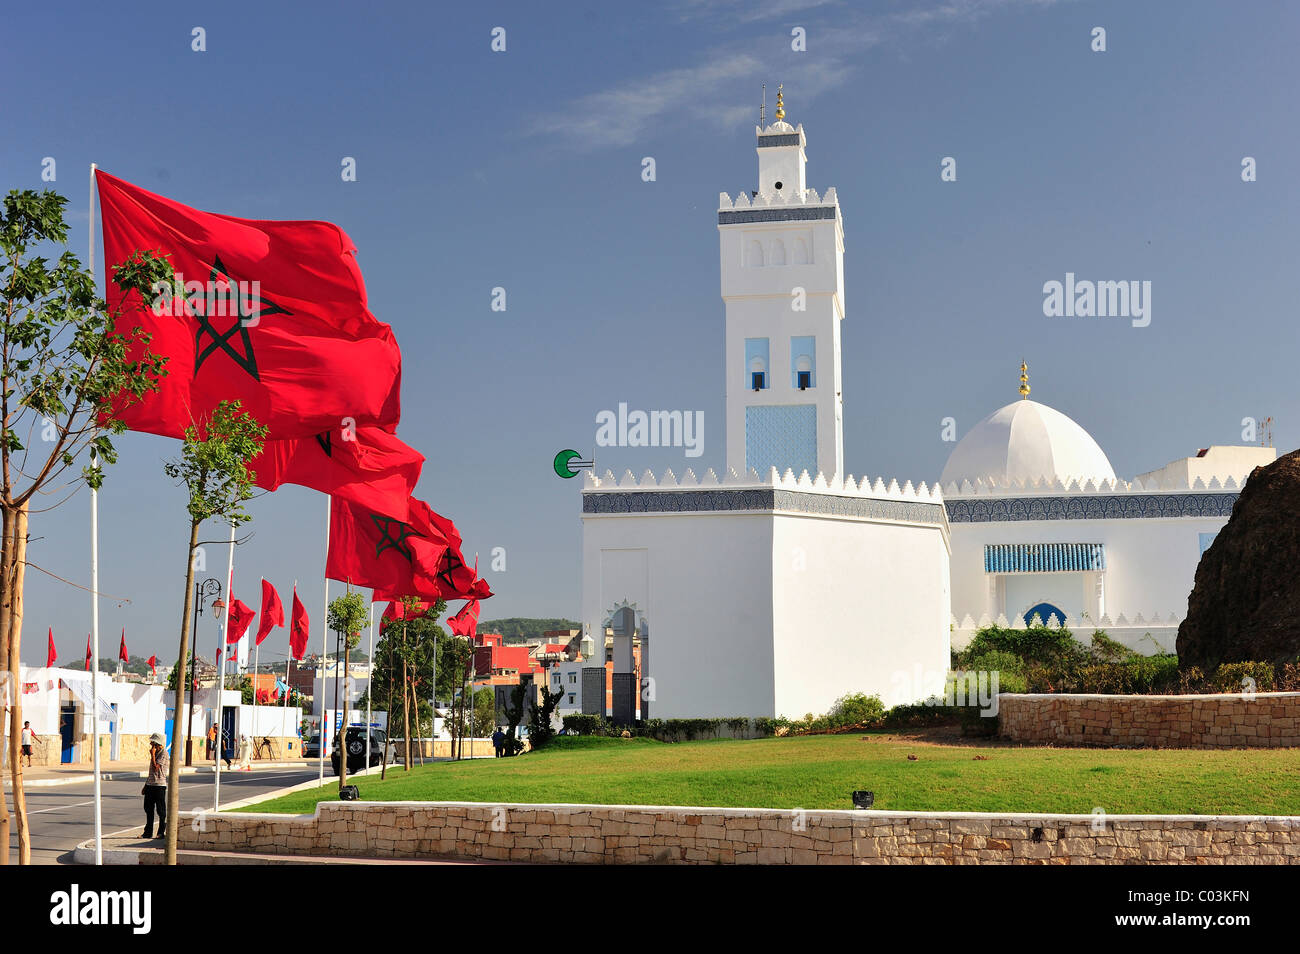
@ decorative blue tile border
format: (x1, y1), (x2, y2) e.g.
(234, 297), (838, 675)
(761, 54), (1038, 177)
(945, 493), (1238, 523)
(718, 207), (837, 226)
(583, 488), (946, 526)
(985, 543), (1106, 573)
(757, 133), (802, 147)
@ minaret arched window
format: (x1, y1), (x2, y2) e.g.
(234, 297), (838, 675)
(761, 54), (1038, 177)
(746, 240), (764, 268)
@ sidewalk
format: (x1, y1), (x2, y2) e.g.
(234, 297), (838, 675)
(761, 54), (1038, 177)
(19, 759), (313, 788)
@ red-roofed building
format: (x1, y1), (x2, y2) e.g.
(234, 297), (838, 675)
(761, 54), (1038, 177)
(472, 634), (540, 684)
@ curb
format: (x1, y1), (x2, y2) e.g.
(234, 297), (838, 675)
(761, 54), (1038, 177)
(26, 761), (313, 788)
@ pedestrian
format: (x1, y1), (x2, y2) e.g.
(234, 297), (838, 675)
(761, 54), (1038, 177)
(20, 721), (34, 767)
(220, 727), (232, 769)
(238, 734), (252, 771)
(491, 726), (505, 758)
(206, 723), (217, 760)
(142, 733), (168, 840)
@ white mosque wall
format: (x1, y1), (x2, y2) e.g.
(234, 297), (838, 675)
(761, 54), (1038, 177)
(770, 514), (950, 715)
(949, 514), (1227, 648)
(581, 467), (951, 718)
(582, 510), (777, 719)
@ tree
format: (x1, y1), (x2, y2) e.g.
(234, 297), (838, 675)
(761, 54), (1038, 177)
(502, 683), (526, 757)
(326, 590), (368, 793)
(0, 189), (171, 865)
(161, 399), (266, 865)
(165, 651), (196, 692)
(362, 598), (447, 771)
(527, 683), (564, 752)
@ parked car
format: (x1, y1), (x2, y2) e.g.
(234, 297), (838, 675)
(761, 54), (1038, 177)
(330, 726), (388, 775)
(302, 732), (321, 759)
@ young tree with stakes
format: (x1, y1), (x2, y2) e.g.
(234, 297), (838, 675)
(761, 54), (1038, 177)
(0, 190), (171, 865)
(161, 399), (266, 864)
(326, 590), (368, 794)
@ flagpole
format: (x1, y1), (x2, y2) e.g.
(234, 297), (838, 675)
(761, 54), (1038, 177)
(319, 495), (330, 785)
(88, 162), (103, 867)
(214, 520), (235, 812)
(365, 600), (374, 775)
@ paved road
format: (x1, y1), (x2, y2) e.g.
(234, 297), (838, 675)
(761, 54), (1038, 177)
(5, 768), (321, 864)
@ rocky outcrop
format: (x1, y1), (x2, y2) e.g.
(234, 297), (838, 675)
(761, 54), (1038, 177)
(1177, 449), (1300, 669)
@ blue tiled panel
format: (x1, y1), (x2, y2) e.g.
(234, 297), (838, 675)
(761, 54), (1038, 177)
(946, 494), (1238, 522)
(746, 404), (817, 476)
(984, 543), (1106, 573)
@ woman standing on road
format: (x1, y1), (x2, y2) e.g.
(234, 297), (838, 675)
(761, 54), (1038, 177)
(142, 733), (168, 840)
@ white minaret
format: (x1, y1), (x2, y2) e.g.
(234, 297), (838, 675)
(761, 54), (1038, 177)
(718, 86), (845, 480)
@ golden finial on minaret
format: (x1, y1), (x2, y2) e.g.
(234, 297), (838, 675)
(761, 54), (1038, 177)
(1019, 361), (1030, 400)
(774, 84), (785, 122)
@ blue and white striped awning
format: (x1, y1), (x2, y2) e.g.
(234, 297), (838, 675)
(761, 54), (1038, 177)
(984, 543), (1106, 573)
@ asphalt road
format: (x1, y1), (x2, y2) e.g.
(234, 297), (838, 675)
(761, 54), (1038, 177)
(5, 768), (321, 864)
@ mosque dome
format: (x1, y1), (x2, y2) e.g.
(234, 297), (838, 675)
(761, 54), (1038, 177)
(940, 398), (1117, 489)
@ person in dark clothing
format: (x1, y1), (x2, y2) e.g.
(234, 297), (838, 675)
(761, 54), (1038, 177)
(143, 733), (168, 839)
(491, 727), (505, 757)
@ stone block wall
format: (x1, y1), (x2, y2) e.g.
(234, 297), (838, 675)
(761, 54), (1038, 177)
(997, 692), (1300, 748)
(178, 802), (1300, 864)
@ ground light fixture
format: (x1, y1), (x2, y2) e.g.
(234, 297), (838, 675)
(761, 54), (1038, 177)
(852, 790), (875, 809)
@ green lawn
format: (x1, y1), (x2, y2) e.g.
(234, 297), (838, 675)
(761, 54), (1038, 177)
(244, 734), (1300, 816)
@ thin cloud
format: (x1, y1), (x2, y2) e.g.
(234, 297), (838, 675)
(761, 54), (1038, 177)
(531, 0), (1068, 151)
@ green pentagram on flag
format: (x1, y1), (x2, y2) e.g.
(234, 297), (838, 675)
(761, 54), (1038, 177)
(188, 255), (291, 380)
(438, 549), (467, 590)
(371, 515), (424, 562)
(316, 431), (333, 457)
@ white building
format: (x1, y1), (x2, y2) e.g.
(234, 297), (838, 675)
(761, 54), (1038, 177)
(941, 371), (1275, 653)
(581, 92), (951, 720)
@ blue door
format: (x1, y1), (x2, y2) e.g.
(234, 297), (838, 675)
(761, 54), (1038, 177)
(59, 704), (76, 763)
(1024, 602), (1066, 627)
(221, 707), (236, 761)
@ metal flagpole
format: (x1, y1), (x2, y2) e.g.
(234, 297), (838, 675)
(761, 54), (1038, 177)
(88, 162), (103, 866)
(319, 496), (330, 785)
(365, 601), (374, 775)
(214, 520), (234, 812)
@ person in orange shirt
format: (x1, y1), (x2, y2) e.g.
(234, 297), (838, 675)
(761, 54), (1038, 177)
(206, 723), (218, 761)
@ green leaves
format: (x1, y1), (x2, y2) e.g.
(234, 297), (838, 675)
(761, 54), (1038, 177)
(327, 591), (369, 650)
(164, 399), (268, 525)
(0, 188), (174, 504)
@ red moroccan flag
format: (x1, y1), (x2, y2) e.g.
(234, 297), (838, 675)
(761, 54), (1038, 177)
(118, 629), (129, 663)
(290, 588), (310, 660)
(147, 655), (157, 676)
(226, 599), (256, 644)
(256, 579), (284, 646)
(84, 633), (92, 670)
(46, 628), (56, 667)
(252, 425), (423, 519)
(95, 171), (402, 439)
(326, 496), (449, 596)
(446, 599), (480, 639)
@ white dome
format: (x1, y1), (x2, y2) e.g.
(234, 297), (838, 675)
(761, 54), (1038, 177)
(941, 399), (1116, 488)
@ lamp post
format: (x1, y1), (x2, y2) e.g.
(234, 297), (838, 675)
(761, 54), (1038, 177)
(185, 578), (223, 766)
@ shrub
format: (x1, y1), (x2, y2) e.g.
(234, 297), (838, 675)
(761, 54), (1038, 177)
(1089, 629), (1137, 662)
(959, 623), (1085, 667)
(561, 713), (602, 736)
(824, 693), (885, 730)
(1211, 662), (1275, 693)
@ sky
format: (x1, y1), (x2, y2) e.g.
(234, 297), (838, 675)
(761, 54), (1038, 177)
(2, 0), (1297, 666)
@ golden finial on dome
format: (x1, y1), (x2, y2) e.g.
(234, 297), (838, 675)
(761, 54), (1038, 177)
(1019, 361), (1030, 399)
(774, 84), (785, 122)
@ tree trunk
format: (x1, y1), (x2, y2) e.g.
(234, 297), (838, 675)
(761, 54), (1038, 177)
(381, 634), (390, 781)
(7, 502), (31, 863)
(166, 519), (200, 865)
(401, 621), (411, 771)
(338, 640), (349, 793)
(0, 503), (12, 865)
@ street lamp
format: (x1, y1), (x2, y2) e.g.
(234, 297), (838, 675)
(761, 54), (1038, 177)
(185, 578), (223, 766)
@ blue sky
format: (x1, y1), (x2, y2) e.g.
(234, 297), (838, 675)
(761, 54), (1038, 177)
(3, 0), (1297, 664)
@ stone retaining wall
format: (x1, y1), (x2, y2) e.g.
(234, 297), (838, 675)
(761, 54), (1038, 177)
(997, 691), (1300, 748)
(179, 802), (1300, 864)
